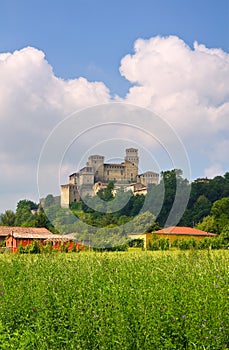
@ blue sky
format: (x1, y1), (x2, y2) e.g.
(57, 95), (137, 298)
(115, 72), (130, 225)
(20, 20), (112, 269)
(0, 0), (228, 212)
(1, 0), (228, 95)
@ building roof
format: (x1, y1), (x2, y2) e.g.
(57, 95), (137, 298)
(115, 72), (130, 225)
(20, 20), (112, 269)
(0, 226), (53, 238)
(139, 171), (159, 176)
(44, 233), (76, 242)
(155, 226), (217, 236)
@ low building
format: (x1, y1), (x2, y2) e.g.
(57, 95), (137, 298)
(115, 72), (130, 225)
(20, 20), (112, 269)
(154, 226), (217, 243)
(128, 233), (152, 249)
(3, 226), (79, 252)
(124, 183), (147, 196)
(44, 233), (83, 251)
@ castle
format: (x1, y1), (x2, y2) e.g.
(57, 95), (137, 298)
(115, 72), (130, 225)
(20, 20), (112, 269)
(61, 148), (159, 208)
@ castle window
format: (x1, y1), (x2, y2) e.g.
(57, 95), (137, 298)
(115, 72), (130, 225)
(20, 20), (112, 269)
(107, 170), (109, 175)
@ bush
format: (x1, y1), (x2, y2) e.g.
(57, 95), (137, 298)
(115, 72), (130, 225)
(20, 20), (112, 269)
(178, 239), (192, 250)
(197, 237), (211, 250)
(43, 241), (53, 254)
(29, 240), (41, 254)
(171, 238), (179, 248)
(158, 238), (170, 250)
(148, 239), (160, 251)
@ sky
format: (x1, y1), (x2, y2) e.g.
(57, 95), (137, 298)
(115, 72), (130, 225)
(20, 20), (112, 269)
(0, 0), (228, 213)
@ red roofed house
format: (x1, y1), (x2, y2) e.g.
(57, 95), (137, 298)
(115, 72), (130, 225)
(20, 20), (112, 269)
(1, 226), (81, 252)
(154, 226), (217, 243)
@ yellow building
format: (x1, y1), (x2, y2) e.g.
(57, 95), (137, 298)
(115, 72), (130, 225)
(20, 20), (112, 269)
(128, 233), (152, 249)
(155, 226), (217, 243)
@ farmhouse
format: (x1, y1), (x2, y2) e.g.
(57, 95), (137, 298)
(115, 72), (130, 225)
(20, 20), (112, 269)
(128, 227), (217, 249)
(1, 226), (80, 252)
(154, 226), (217, 243)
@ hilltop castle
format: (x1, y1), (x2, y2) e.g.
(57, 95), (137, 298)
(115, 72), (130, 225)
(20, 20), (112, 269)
(60, 148), (159, 208)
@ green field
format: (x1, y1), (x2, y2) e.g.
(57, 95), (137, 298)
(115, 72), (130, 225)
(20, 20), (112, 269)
(0, 250), (228, 349)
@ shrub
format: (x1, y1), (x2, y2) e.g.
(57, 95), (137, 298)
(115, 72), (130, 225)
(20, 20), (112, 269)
(158, 238), (170, 250)
(197, 237), (211, 250)
(29, 240), (41, 254)
(43, 241), (53, 253)
(178, 239), (191, 250)
(171, 238), (179, 248)
(149, 239), (160, 251)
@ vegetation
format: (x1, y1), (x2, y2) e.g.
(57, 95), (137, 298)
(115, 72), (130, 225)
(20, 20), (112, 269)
(1, 170), (228, 241)
(0, 251), (228, 349)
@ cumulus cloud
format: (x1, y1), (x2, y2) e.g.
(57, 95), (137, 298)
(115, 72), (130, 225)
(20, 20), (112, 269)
(0, 47), (110, 211)
(119, 35), (229, 176)
(204, 164), (224, 179)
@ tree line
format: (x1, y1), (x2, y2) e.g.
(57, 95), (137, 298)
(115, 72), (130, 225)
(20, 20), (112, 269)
(1, 170), (229, 237)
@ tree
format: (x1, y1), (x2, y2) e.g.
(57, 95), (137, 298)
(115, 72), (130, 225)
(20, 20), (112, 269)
(44, 194), (55, 207)
(1, 210), (16, 226)
(97, 182), (114, 201)
(211, 197), (229, 233)
(192, 195), (211, 225)
(15, 200), (35, 226)
(129, 211), (156, 233)
(155, 169), (190, 227)
(196, 216), (216, 233)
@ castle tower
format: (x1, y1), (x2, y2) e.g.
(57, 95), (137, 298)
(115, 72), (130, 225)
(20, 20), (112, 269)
(87, 155), (105, 182)
(124, 148), (139, 183)
(125, 148), (139, 168)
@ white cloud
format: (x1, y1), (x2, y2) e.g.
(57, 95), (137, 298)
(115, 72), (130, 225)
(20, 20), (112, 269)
(0, 47), (111, 212)
(204, 164), (224, 179)
(120, 35), (229, 176)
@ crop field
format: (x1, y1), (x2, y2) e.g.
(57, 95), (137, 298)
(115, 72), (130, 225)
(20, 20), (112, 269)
(0, 250), (228, 350)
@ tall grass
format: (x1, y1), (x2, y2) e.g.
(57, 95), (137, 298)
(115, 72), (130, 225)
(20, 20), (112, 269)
(0, 250), (228, 349)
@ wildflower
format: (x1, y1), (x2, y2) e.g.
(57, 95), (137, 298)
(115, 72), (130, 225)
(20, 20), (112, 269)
(215, 284), (219, 288)
(172, 317), (175, 322)
(182, 315), (186, 319)
(0, 291), (4, 296)
(206, 336), (209, 340)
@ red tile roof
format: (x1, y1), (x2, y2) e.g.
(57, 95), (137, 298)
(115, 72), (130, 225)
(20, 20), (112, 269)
(0, 226), (53, 238)
(155, 226), (217, 236)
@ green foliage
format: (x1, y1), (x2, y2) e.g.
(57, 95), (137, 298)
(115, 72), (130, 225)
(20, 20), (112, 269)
(1, 171), (229, 242)
(197, 237), (212, 250)
(44, 194), (55, 207)
(128, 238), (144, 248)
(97, 181), (114, 202)
(171, 238), (179, 248)
(130, 211), (156, 233)
(148, 237), (170, 251)
(178, 238), (195, 250)
(0, 252), (228, 349)
(196, 215), (217, 233)
(18, 241), (41, 254)
(0, 210), (16, 226)
(181, 173), (229, 227)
